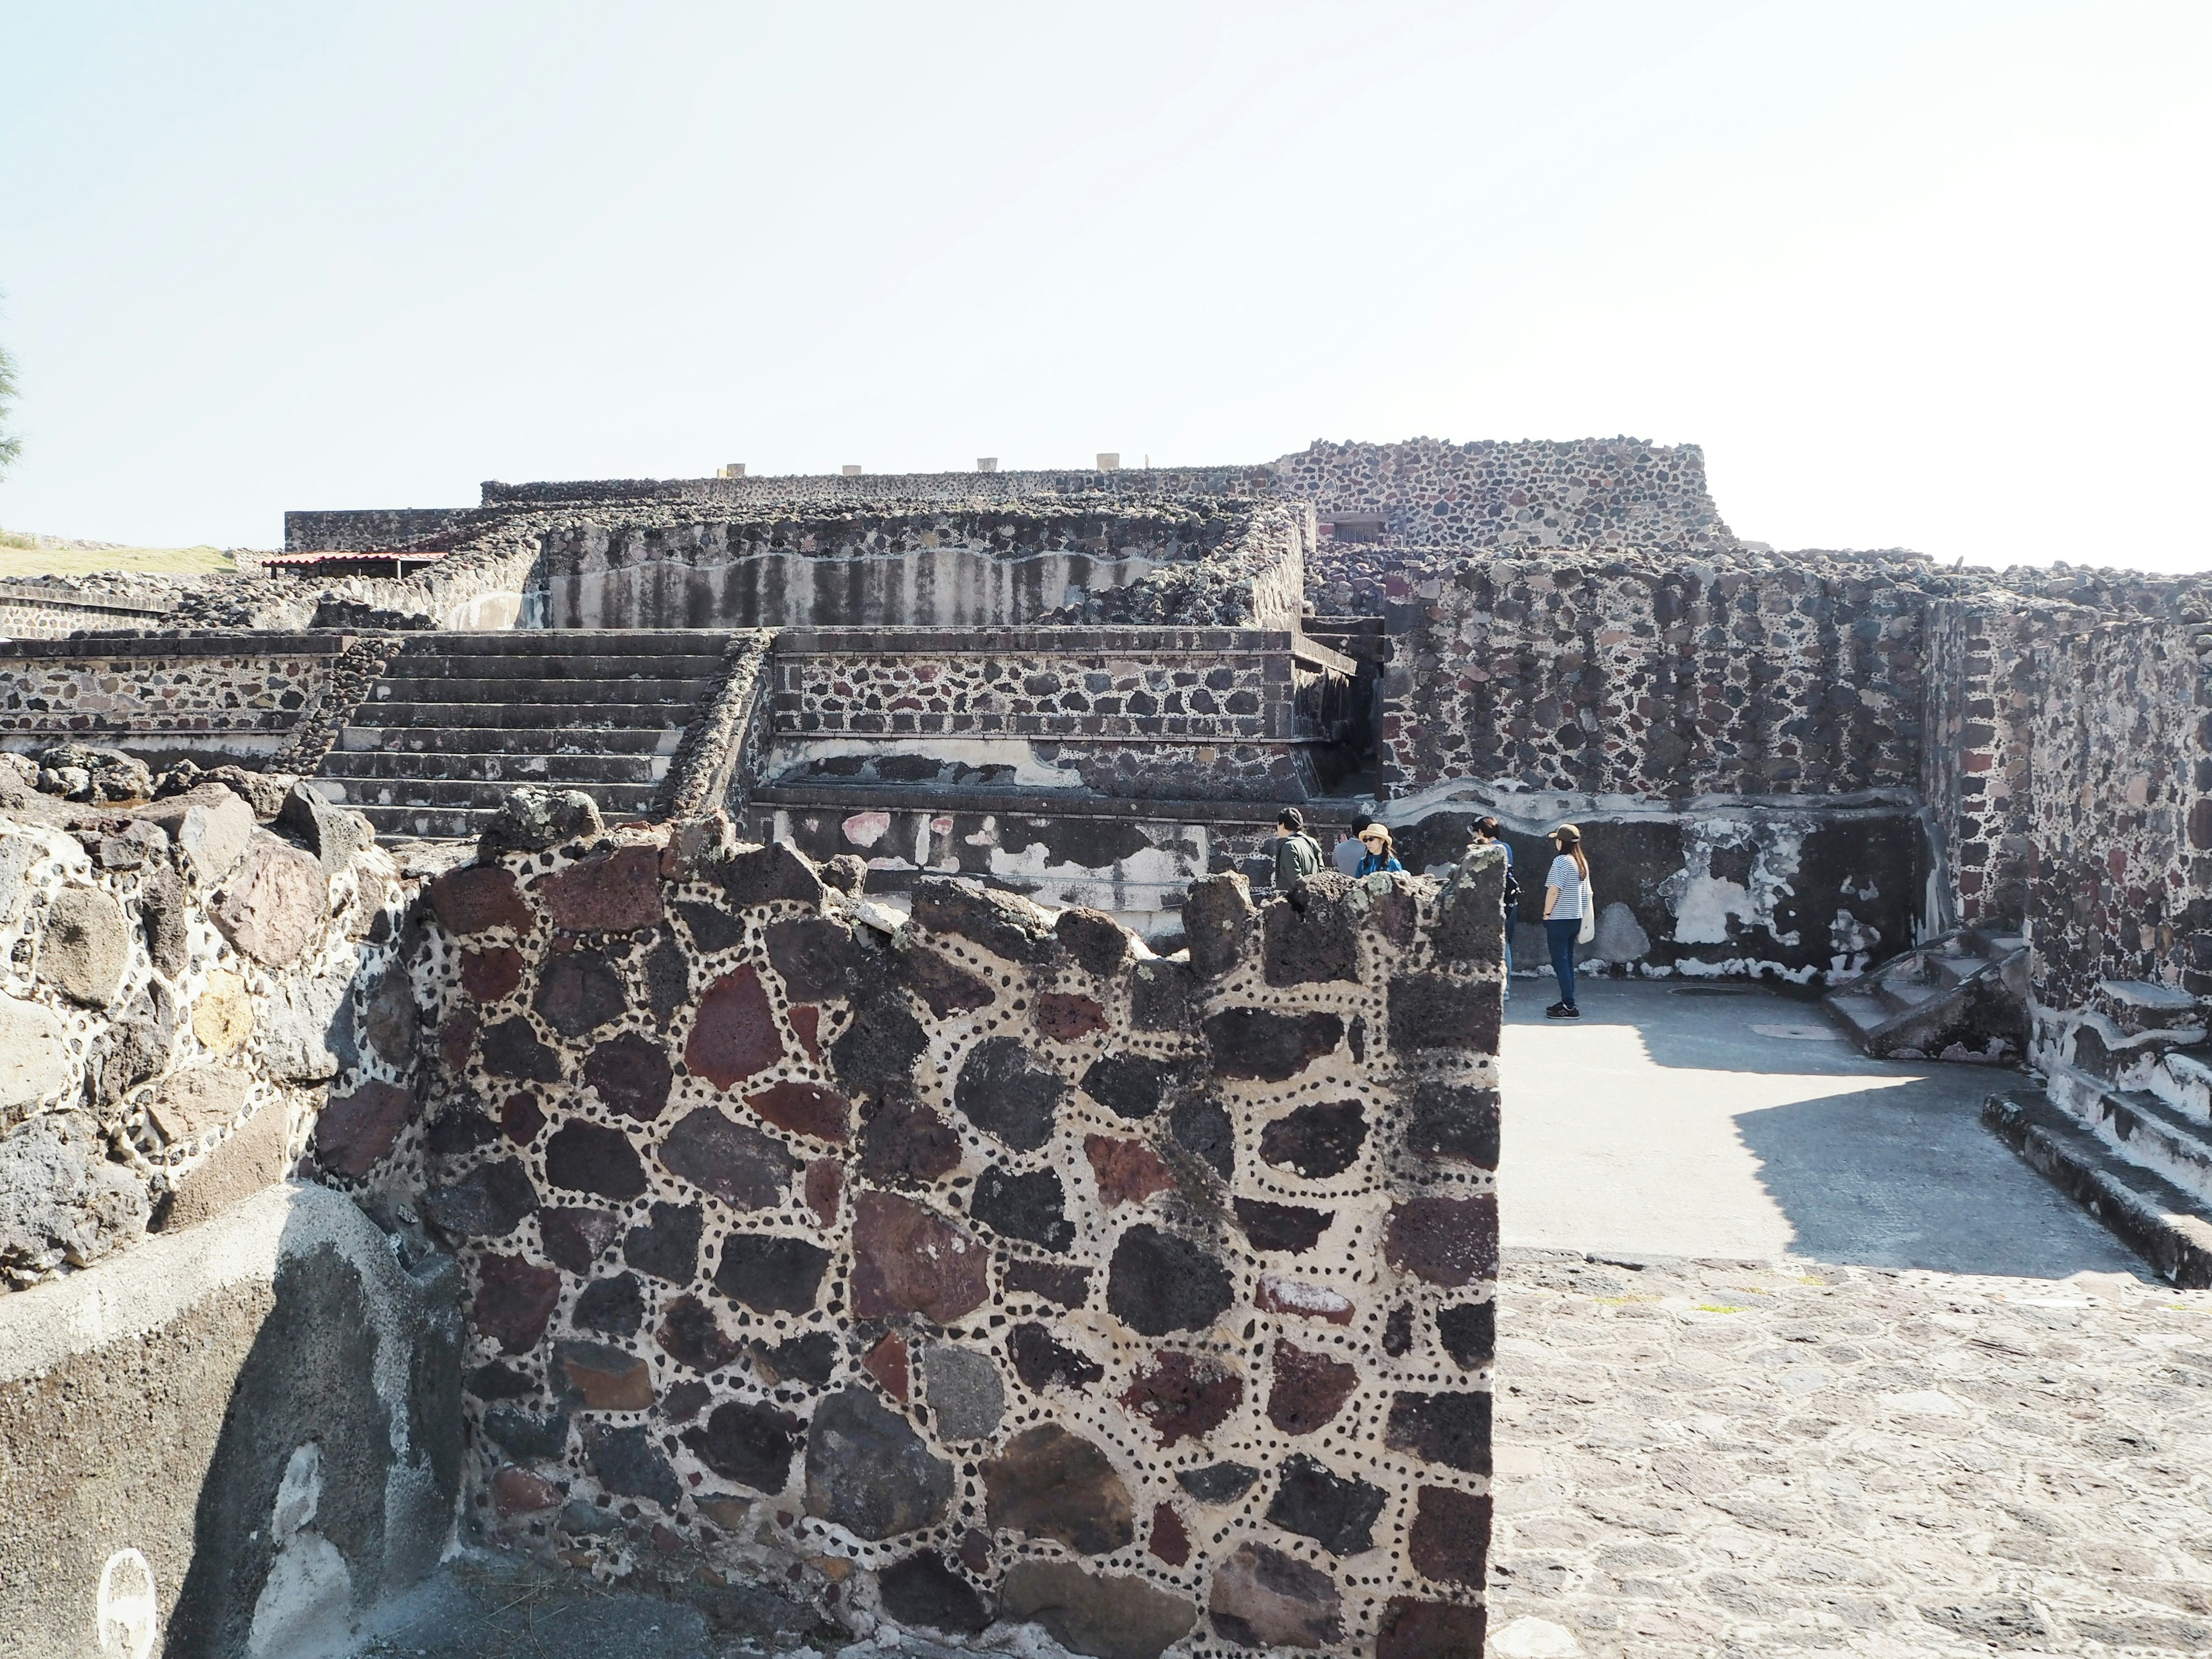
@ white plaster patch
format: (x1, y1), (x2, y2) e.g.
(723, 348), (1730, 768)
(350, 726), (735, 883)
(1493, 1615), (1585, 1657)
(97, 1549), (158, 1659)
(1670, 874), (1752, 945)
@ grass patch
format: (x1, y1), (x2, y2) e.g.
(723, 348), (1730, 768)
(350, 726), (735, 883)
(1694, 1304), (1748, 1314)
(1592, 1294), (1661, 1306)
(0, 544), (237, 578)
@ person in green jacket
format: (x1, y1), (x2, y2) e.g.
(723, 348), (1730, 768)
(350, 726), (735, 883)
(1271, 808), (1324, 892)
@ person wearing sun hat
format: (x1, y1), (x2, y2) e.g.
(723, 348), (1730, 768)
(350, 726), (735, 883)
(1541, 823), (1592, 1017)
(1354, 822), (1404, 876)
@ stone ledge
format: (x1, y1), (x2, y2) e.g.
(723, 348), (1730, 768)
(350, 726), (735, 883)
(0, 632), (358, 660)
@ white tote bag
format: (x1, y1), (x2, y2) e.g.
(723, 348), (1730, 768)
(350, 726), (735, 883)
(1576, 878), (1596, 945)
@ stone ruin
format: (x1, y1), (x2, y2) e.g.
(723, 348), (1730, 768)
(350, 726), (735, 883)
(2, 433), (2210, 1655)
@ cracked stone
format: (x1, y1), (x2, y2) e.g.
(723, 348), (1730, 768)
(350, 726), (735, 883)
(971, 1164), (1074, 1253)
(953, 1036), (1065, 1151)
(1265, 1454), (1387, 1556)
(805, 1387), (953, 1541)
(1108, 1225), (1233, 1335)
(851, 1191), (989, 1323)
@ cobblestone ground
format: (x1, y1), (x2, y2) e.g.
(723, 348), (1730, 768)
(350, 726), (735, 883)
(1489, 1249), (2212, 1658)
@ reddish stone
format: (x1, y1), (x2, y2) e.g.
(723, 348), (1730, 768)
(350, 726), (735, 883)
(313, 1080), (413, 1179)
(539, 1206), (620, 1274)
(1233, 1197), (1334, 1254)
(1120, 1350), (1243, 1446)
(533, 952), (627, 1037)
(540, 846), (664, 933)
(788, 1004), (821, 1058)
(804, 1158), (843, 1226)
(850, 1191), (990, 1324)
(897, 946), (995, 1017)
(1377, 1598), (1485, 1659)
(857, 1094), (962, 1187)
(1407, 1486), (1491, 1586)
(500, 1092), (546, 1145)
(862, 1332), (911, 1400)
(1084, 1134), (1177, 1208)
(556, 1340), (655, 1410)
(431, 864), (534, 935)
(474, 1253), (562, 1354)
(463, 946), (525, 1003)
(1267, 1340), (1359, 1435)
(1385, 1195), (1498, 1287)
(583, 1030), (673, 1122)
(438, 1011), (479, 1072)
(1256, 1274), (1355, 1325)
(983, 1425), (1134, 1555)
(1207, 1543), (1342, 1649)
(1149, 1503), (1191, 1567)
(492, 1466), (562, 1517)
(1035, 992), (1105, 1043)
(685, 966), (784, 1090)
(745, 1080), (851, 1143)
(2192, 797), (2212, 851)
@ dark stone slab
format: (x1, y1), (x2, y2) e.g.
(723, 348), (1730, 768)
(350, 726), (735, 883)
(480, 1406), (569, 1463)
(1385, 1390), (1491, 1475)
(544, 1121), (647, 1200)
(541, 846), (664, 933)
(534, 952), (627, 1039)
(829, 978), (930, 1095)
(1107, 1226), (1233, 1336)
(461, 945), (524, 1003)
(1175, 1462), (1259, 1503)
(894, 944), (995, 1017)
(1128, 960), (1193, 1032)
(953, 1037), (1065, 1151)
(657, 1291), (743, 1371)
(1181, 874), (1252, 978)
(1404, 1082), (1499, 1168)
(1387, 973), (1497, 1055)
(1007, 1323), (1104, 1394)
(804, 1388), (953, 1541)
(658, 1107), (794, 1210)
(1054, 907), (1134, 978)
(675, 899), (748, 955)
(714, 1233), (830, 1315)
(1437, 1301), (1495, 1368)
(572, 1271), (645, 1336)
(480, 1017), (563, 1084)
(681, 1398), (802, 1496)
(466, 1361), (537, 1403)
(1170, 1095), (1235, 1182)
(755, 1331), (838, 1387)
(1208, 1543), (1342, 1649)
(624, 1200), (703, 1283)
(583, 1029), (673, 1122)
(1265, 1453), (1386, 1556)
(685, 966), (784, 1090)
(999, 1560), (1196, 1659)
(983, 1425), (1134, 1555)
(1201, 1008), (1343, 1081)
(429, 864), (532, 935)
(1122, 1349), (1244, 1447)
(878, 1554), (991, 1637)
(422, 1157), (539, 1242)
(1263, 875), (1359, 986)
(556, 1340), (655, 1411)
(474, 1254), (562, 1354)
(717, 842), (824, 910)
(1384, 1195), (1497, 1287)
(313, 1080), (413, 1179)
(1407, 1484), (1490, 1585)
(971, 1165), (1074, 1253)
(857, 1093), (961, 1187)
(585, 1423), (680, 1509)
(1267, 1340), (1359, 1435)
(1080, 1054), (1173, 1120)
(764, 915), (869, 1001)
(910, 878), (1060, 965)
(1377, 1597), (1486, 1659)
(1003, 1259), (1090, 1309)
(1233, 1197), (1332, 1253)
(1258, 1100), (1366, 1179)
(851, 1191), (990, 1323)
(642, 937), (689, 1026)
(539, 1206), (620, 1275)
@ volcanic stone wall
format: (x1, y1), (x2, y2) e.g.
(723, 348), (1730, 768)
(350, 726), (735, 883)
(1381, 553), (1930, 802)
(335, 821), (1502, 1657)
(0, 579), (174, 639)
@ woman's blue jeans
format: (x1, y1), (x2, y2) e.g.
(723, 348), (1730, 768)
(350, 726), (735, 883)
(1546, 917), (1580, 1007)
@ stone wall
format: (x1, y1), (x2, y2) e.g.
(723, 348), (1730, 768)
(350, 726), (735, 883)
(330, 820), (1501, 1657)
(0, 634), (355, 763)
(1381, 552), (1937, 804)
(0, 579), (174, 640)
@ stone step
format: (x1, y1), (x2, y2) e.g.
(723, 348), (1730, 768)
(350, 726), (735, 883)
(340, 702), (700, 730)
(318, 778), (663, 815)
(2058, 1081), (2212, 1208)
(338, 726), (685, 757)
(1824, 992), (1890, 1038)
(346, 803), (499, 839)
(1876, 977), (1945, 1014)
(394, 630), (734, 653)
(1983, 1089), (2212, 1287)
(319, 750), (667, 786)
(384, 652), (729, 679)
(368, 677), (716, 705)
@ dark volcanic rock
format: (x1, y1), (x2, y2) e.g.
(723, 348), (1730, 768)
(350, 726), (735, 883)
(764, 915), (869, 1001)
(1120, 1349), (1244, 1447)
(1181, 874), (1252, 978)
(1054, 907), (1134, 978)
(555, 1341), (655, 1411)
(1404, 1081), (1499, 1167)
(1034, 991), (1106, 1043)
(1007, 1323), (1104, 1394)
(983, 1425), (1134, 1555)
(1128, 960), (1193, 1032)
(312, 1080), (414, 1179)
(685, 965), (785, 1090)
(682, 1398), (801, 1496)
(829, 976), (930, 1094)
(658, 1107), (795, 1210)
(1233, 1197), (1333, 1253)
(480, 1017), (563, 1083)
(474, 1253), (562, 1354)
(717, 841), (825, 909)
(422, 1158), (538, 1240)
(892, 943), (995, 1017)
(675, 899), (748, 955)
(466, 1361), (537, 1402)
(1432, 849), (1506, 967)
(1107, 1226), (1234, 1336)
(572, 1271), (645, 1336)
(804, 1388), (954, 1540)
(714, 1233), (831, 1314)
(544, 1121), (648, 1200)
(1386, 1390), (1491, 1475)
(1266, 1453), (1387, 1556)
(1003, 1259), (1090, 1309)
(624, 1200), (703, 1283)
(1385, 1195), (1497, 1287)
(878, 1554), (991, 1637)
(582, 1029), (673, 1121)
(1209, 1543), (1342, 1649)
(539, 1205), (620, 1274)
(1258, 1100), (1366, 1179)
(1387, 973), (1497, 1055)
(851, 1191), (990, 1323)
(461, 945), (524, 1003)
(999, 1560), (1197, 1659)
(481, 1406), (570, 1463)
(857, 1094), (961, 1187)
(429, 864), (533, 935)
(755, 1331), (838, 1387)
(1407, 1484), (1491, 1585)
(1377, 1597), (1487, 1659)
(1263, 874), (1359, 986)
(642, 937), (690, 1025)
(1384, 1303), (1414, 1356)
(1202, 1007), (1342, 1081)
(971, 1165), (1075, 1253)
(919, 1344), (1005, 1441)
(953, 1037), (1065, 1151)
(1080, 1053), (1173, 1120)
(657, 1291), (743, 1371)
(1438, 1301), (1495, 1368)
(1176, 1463), (1259, 1503)
(1169, 1094), (1235, 1182)
(533, 952), (627, 1038)
(1267, 1340), (1359, 1435)
(586, 1425), (680, 1509)
(910, 879), (1059, 965)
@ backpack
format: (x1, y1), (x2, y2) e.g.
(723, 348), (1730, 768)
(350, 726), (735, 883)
(1500, 858), (1522, 915)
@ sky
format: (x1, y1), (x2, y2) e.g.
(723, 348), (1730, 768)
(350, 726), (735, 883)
(0, 1), (2207, 567)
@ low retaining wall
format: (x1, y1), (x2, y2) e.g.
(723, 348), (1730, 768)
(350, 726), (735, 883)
(0, 580), (175, 641)
(332, 823), (1501, 1656)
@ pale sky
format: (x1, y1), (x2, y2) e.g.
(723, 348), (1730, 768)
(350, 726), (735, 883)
(1, 1), (2206, 567)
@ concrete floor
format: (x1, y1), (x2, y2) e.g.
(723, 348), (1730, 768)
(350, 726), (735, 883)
(1499, 976), (2145, 1279)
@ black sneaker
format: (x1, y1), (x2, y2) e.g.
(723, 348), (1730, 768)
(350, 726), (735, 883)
(1545, 1002), (1568, 1017)
(1560, 1003), (1581, 1018)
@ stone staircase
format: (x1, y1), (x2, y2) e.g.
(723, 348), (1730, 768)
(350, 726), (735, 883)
(314, 631), (730, 838)
(1821, 926), (2029, 1061)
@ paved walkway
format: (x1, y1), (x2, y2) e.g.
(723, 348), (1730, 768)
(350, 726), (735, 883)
(1491, 979), (2212, 1657)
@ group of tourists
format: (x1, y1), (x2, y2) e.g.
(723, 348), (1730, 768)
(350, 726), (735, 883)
(1267, 808), (1593, 1019)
